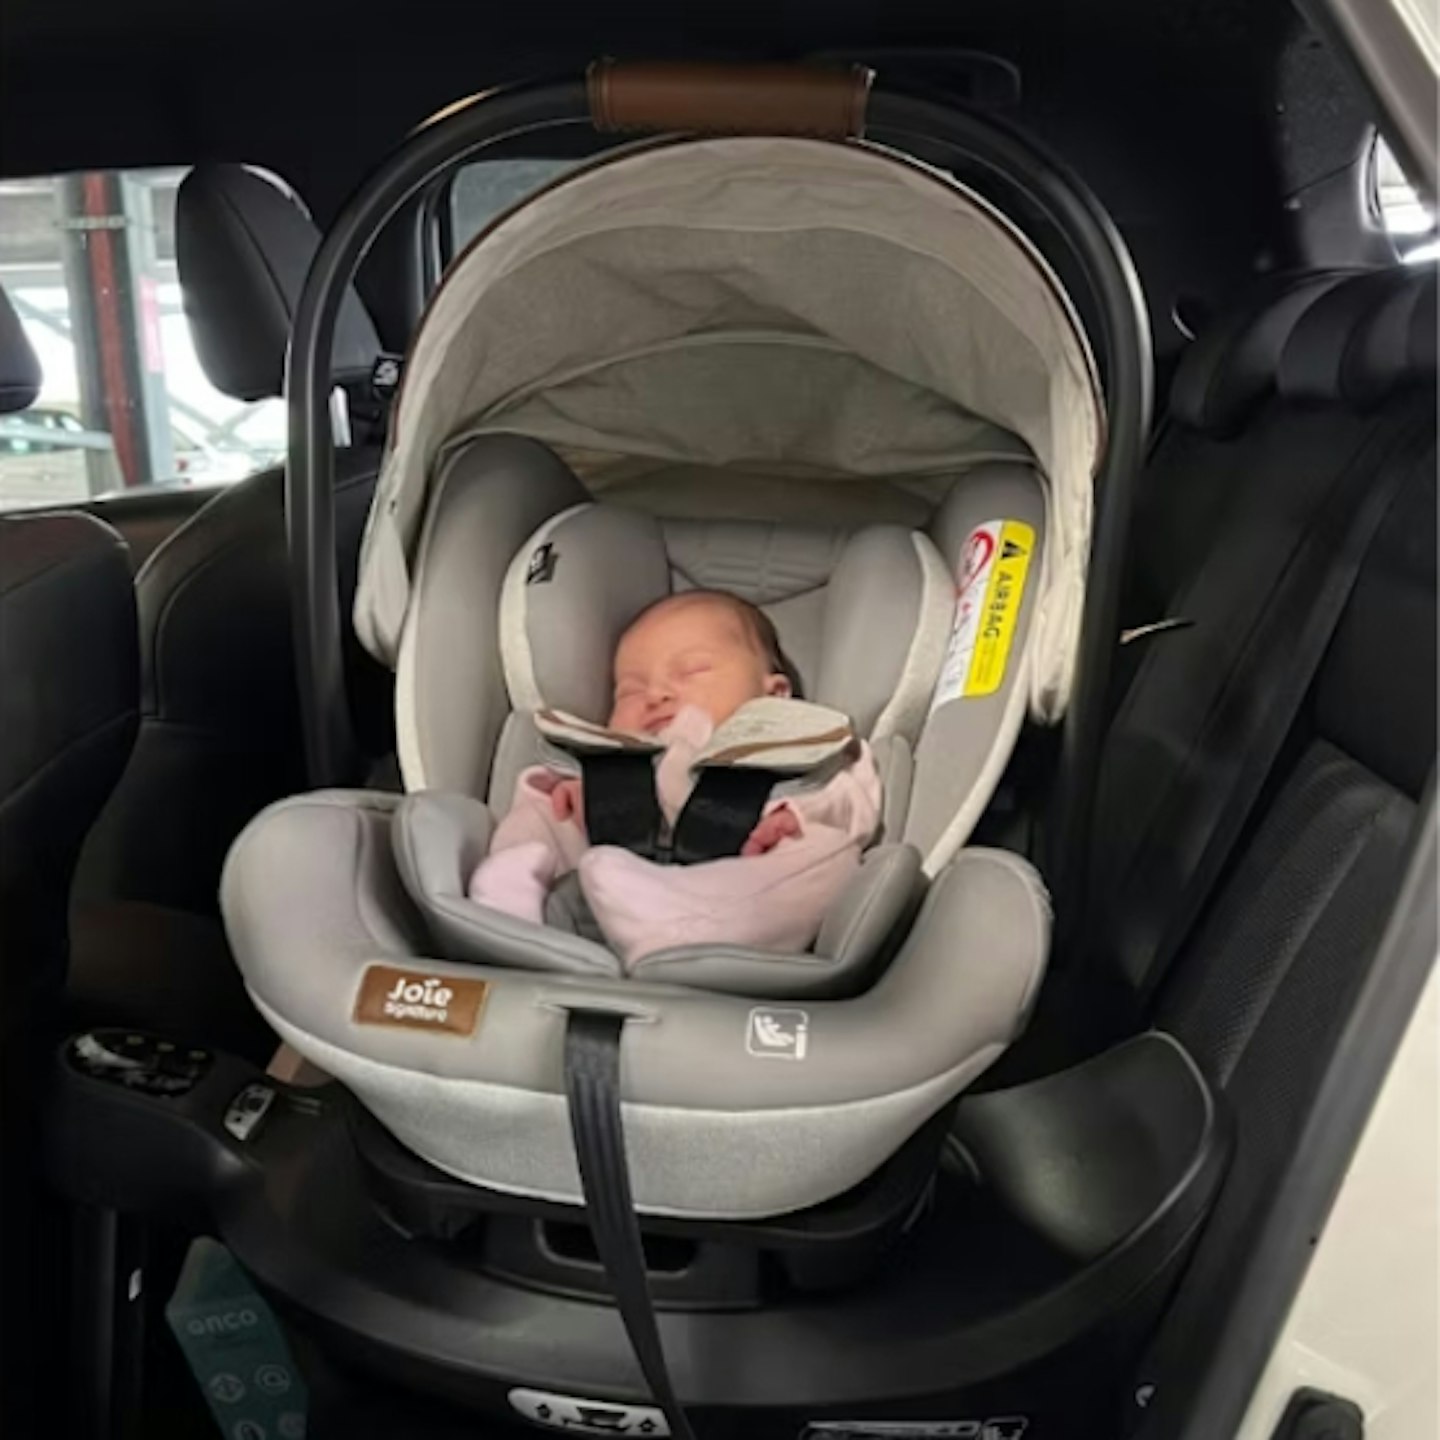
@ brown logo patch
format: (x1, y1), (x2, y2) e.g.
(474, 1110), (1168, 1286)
(353, 965), (488, 1036)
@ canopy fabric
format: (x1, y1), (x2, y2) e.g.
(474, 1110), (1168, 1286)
(355, 135), (1104, 721)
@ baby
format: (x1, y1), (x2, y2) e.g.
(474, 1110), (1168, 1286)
(468, 590), (882, 965)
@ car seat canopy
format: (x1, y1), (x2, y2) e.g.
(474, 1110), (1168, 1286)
(356, 135), (1104, 722)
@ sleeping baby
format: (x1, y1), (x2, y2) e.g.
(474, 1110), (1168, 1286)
(468, 590), (881, 965)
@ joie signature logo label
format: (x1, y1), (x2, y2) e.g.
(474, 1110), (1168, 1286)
(354, 965), (488, 1036)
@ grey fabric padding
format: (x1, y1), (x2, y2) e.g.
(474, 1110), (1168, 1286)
(222, 793), (1050, 1216)
(391, 792), (623, 979)
(394, 792), (916, 996)
(580, 453), (1022, 528)
(662, 519), (848, 605)
(908, 462), (1048, 870)
(814, 843), (925, 973)
(487, 710), (548, 814)
(254, 995), (1009, 1220)
(870, 734), (915, 843)
(812, 527), (922, 738)
(219, 791), (425, 969)
(627, 844), (922, 998)
(506, 503), (671, 724)
(355, 138), (1103, 723)
(396, 435), (589, 794)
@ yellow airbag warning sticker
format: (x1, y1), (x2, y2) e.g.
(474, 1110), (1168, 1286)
(931, 519), (1036, 709)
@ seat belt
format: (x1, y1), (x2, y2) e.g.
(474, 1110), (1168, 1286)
(580, 752), (666, 859)
(1096, 405), (1433, 1008)
(564, 1009), (698, 1440)
(580, 753), (780, 864)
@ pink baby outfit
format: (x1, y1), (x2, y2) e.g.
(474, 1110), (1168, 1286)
(468, 704), (882, 966)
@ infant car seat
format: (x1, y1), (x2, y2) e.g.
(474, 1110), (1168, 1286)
(221, 130), (1104, 1224)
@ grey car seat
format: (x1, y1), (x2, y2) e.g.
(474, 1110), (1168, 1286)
(219, 133), (1117, 1222)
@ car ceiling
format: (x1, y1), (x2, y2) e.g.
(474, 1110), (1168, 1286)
(0, 0), (1377, 358)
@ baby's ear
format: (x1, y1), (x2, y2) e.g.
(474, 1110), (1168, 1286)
(765, 673), (793, 698)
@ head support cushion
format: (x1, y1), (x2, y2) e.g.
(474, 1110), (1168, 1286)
(499, 502), (950, 741)
(1169, 271), (1350, 436)
(177, 163), (381, 402)
(501, 505), (672, 724)
(1276, 265), (1437, 410)
(1277, 267), (1419, 406)
(0, 285), (41, 414)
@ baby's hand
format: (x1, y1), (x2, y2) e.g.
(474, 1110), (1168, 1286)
(551, 778), (584, 826)
(741, 806), (801, 856)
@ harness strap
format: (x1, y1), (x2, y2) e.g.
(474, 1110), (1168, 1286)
(579, 752), (665, 859)
(670, 767), (779, 864)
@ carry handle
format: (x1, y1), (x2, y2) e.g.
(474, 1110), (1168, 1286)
(587, 60), (873, 139)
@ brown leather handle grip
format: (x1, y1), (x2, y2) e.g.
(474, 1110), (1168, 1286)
(587, 61), (873, 139)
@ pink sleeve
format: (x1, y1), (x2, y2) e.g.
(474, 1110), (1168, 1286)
(490, 765), (589, 870)
(776, 742), (883, 846)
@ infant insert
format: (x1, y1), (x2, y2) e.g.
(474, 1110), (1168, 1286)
(221, 133), (1104, 1222)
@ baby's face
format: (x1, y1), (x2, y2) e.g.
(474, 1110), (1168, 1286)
(609, 595), (790, 734)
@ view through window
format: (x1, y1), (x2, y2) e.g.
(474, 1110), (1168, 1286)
(0, 167), (286, 511)
(448, 158), (582, 255)
(1373, 137), (1438, 263)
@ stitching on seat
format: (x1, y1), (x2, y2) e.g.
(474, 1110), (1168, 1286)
(1108, 414), (1417, 903)
(0, 709), (136, 812)
(0, 530), (125, 600)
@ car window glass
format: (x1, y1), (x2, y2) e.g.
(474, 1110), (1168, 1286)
(447, 159), (582, 258)
(0, 167), (286, 512)
(1372, 137), (1438, 263)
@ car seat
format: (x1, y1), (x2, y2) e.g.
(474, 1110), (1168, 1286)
(0, 281), (139, 1434)
(74, 162), (392, 923)
(221, 125), (1104, 1222)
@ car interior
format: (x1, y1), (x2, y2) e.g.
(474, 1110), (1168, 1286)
(0, 2), (1434, 1439)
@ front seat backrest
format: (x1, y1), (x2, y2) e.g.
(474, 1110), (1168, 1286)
(75, 165), (391, 918)
(0, 285), (137, 1024)
(0, 284), (138, 1432)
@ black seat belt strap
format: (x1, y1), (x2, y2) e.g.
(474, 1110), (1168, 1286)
(564, 1009), (697, 1440)
(670, 767), (780, 864)
(579, 752), (665, 860)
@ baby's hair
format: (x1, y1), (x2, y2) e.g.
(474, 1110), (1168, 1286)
(631, 589), (803, 697)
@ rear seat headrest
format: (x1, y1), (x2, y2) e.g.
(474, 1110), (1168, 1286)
(1168, 271), (1351, 437)
(1276, 267), (1434, 407)
(176, 164), (381, 403)
(0, 284), (41, 414)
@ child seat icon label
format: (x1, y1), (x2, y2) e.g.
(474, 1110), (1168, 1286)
(746, 1008), (810, 1060)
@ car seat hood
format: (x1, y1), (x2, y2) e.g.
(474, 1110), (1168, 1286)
(355, 134), (1104, 723)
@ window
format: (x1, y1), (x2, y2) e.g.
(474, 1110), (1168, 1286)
(0, 167), (285, 512)
(1371, 137), (1437, 263)
(447, 158), (582, 257)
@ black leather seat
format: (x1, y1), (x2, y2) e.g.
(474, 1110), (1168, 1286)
(0, 282), (139, 1435)
(0, 287), (137, 1048)
(74, 163), (392, 930)
(1080, 265), (1436, 1433)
